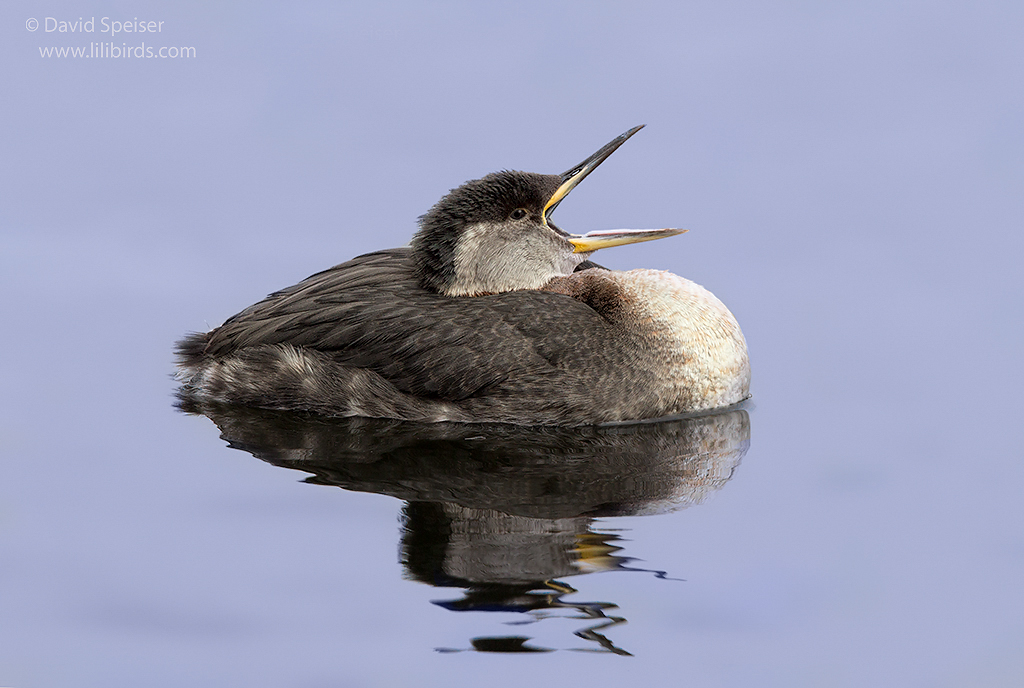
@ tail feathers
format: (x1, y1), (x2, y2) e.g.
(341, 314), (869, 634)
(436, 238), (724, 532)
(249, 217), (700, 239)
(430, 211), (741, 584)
(175, 331), (212, 371)
(174, 342), (465, 423)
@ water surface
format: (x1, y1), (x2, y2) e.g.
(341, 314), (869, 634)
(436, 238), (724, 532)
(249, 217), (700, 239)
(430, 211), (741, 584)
(2, 1), (1022, 686)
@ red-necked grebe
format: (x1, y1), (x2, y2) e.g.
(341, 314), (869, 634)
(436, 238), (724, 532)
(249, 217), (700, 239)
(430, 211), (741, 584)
(175, 126), (749, 425)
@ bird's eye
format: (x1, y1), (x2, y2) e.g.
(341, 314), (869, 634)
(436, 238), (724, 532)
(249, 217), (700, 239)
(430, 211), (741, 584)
(510, 208), (528, 220)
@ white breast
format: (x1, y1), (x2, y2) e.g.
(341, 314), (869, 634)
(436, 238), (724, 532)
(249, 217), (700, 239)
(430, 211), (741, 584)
(613, 269), (750, 412)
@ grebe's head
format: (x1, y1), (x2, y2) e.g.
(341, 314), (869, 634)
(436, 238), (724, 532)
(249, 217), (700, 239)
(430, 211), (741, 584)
(411, 126), (684, 296)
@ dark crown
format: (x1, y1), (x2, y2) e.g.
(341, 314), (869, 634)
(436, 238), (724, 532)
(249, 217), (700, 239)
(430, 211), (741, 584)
(411, 171), (560, 293)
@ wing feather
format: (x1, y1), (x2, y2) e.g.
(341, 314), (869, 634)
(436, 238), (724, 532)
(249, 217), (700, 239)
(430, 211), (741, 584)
(191, 248), (617, 402)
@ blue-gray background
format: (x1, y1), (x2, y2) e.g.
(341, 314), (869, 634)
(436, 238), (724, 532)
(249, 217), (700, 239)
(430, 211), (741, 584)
(2, 1), (1022, 686)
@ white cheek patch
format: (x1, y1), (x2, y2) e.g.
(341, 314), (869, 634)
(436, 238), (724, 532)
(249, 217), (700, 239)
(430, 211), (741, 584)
(448, 222), (579, 296)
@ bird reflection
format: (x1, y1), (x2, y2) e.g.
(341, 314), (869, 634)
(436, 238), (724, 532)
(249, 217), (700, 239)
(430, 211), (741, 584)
(402, 502), (639, 654)
(178, 399), (750, 654)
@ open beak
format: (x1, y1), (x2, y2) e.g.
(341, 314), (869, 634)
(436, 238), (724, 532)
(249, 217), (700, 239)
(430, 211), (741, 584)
(543, 125), (645, 221)
(543, 125), (688, 254)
